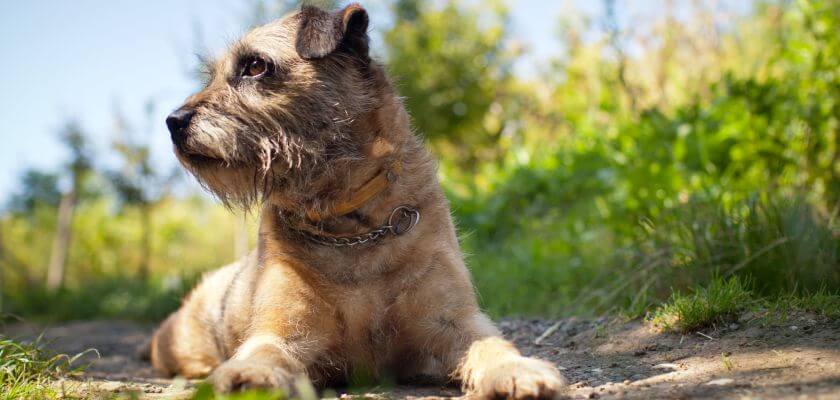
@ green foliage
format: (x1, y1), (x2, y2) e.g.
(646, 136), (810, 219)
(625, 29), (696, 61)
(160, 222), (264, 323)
(4, 275), (196, 322)
(384, 0), (513, 154)
(445, 0), (840, 317)
(1, 197), (252, 321)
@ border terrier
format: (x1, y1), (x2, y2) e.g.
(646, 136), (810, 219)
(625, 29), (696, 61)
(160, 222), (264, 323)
(155, 3), (565, 398)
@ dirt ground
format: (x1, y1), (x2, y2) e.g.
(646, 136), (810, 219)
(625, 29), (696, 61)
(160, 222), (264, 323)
(4, 312), (839, 399)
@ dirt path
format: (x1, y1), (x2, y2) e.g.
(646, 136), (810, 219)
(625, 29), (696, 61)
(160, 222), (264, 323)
(4, 313), (839, 399)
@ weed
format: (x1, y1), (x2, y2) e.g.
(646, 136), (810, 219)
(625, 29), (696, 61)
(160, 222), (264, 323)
(720, 353), (734, 371)
(0, 334), (90, 400)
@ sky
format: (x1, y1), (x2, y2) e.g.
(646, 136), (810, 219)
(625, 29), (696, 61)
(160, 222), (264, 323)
(0, 1), (746, 203)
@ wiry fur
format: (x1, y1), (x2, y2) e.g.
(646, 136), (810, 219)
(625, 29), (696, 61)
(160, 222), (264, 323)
(153, 4), (565, 398)
(176, 11), (376, 210)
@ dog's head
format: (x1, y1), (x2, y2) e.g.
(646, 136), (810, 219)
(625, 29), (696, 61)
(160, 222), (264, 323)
(166, 4), (380, 208)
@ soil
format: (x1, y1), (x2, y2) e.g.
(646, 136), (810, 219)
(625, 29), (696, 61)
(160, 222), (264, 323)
(4, 312), (839, 399)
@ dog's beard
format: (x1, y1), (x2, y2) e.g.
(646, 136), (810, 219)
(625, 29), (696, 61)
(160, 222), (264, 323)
(176, 123), (332, 210)
(187, 164), (269, 209)
(176, 97), (370, 209)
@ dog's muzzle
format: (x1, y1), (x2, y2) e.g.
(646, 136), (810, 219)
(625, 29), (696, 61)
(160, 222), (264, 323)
(166, 107), (196, 147)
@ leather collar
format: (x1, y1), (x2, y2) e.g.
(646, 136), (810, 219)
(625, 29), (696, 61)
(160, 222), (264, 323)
(305, 161), (402, 222)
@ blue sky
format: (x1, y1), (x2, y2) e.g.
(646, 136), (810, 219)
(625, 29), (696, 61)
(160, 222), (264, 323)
(0, 1), (745, 203)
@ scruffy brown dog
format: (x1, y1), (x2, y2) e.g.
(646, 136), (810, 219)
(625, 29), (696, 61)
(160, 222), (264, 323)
(155, 3), (565, 398)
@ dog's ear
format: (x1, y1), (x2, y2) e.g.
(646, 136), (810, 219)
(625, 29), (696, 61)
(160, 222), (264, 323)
(295, 3), (369, 61)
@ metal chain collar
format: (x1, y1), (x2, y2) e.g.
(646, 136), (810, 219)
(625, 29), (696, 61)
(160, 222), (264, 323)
(299, 205), (420, 247)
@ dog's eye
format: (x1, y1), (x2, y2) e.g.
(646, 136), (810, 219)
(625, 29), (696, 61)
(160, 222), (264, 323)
(242, 58), (267, 78)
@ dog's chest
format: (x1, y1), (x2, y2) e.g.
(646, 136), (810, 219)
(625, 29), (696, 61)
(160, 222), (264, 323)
(334, 285), (401, 368)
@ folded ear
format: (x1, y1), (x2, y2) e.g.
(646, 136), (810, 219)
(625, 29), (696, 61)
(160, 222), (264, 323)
(295, 3), (369, 61)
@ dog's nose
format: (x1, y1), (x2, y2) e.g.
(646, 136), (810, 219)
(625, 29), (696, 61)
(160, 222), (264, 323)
(166, 108), (195, 144)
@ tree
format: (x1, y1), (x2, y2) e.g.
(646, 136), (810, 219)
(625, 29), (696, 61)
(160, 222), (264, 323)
(46, 122), (92, 291)
(109, 101), (179, 279)
(384, 0), (514, 163)
(6, 169), (61, 214)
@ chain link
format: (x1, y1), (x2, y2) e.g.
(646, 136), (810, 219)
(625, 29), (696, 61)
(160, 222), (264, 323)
(300, 205), (420, 247)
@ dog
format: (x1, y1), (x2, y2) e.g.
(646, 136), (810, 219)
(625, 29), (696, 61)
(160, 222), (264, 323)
(154, 3), (565, 398)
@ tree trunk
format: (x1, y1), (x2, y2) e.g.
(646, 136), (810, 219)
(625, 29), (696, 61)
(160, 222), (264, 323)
(139, 202), (151, 280)
(46, 190), (76, 291)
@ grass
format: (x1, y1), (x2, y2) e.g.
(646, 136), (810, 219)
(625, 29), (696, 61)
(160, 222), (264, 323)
(773, 288), (840, 318)
(188, 377), (323, 400)
(649, 276), (754, 332)
(649, 278), (840, 333)
(190, 384), (290, 400)
(465, 194), (840, 319)
(0, 333), (90, 400)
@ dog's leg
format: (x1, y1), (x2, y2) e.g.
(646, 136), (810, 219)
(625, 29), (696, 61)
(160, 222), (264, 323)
(151, 310), (223, 378)
(405, 300), (565, 398)
(399, 254), (566, 398)
(208, 260), (333, 394)
(209, 333), (312, 393)
(450, 313), (566, 399)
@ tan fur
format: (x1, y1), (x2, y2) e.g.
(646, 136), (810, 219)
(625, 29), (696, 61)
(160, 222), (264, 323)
(154, 4), (565, 398)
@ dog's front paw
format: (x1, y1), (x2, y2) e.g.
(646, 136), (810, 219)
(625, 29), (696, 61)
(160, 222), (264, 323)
(209, 360), (295, 393)
(468, 356), (566, 399)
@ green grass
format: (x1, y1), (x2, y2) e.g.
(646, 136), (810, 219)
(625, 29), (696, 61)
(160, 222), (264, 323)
(762, 288), (840, 322)
(0, 334), (90, 400)
(189, 378), (323, 400)
(190, 384), (289, 400)
(648, 278), (840, 333)
(785, 289), (840, 318)
(648, 276), (754, 332)
(464, 194), (840, 319)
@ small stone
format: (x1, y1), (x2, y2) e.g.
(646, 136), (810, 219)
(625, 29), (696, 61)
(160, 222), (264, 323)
(623, 379), (631, 385)
(790, 325), (799, 331)
(729, 323), (739, 330)
(705, 378), (735, 386)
